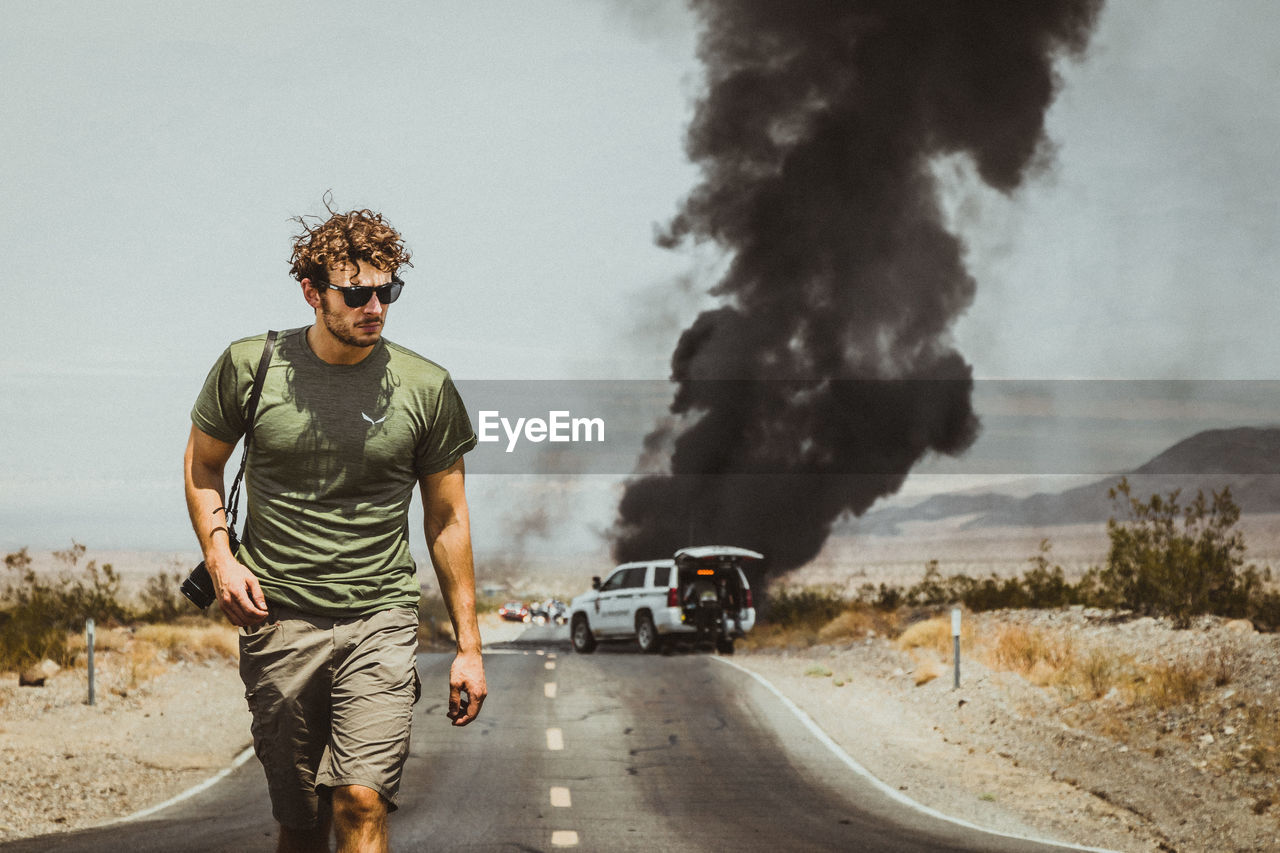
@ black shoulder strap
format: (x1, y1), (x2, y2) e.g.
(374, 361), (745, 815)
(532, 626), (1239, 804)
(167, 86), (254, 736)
(242, 329), (278, 445)
(224, 330), (278, 539)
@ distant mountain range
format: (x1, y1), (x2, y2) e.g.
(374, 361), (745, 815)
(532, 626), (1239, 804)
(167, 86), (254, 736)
(856, 427), (1280, 535)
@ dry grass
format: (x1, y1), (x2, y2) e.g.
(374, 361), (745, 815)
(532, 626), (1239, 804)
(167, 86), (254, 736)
(1135, 658), (1209, 710)
(1074, 647), (1129, 700)
(1205, 644), (1244, 687)
(133, 623), (239, 663)
(60, 623), (241, 689)
(895, 616), (974, 658)
(1242, 702), (1280, 775)
(121, 643), (168, 687)
(892, 618), (961, 688)
(65, 626), (133, 656)
(896, 618), (951, 655)
(967, 620), (1248, 724)
(913, 659), (942, 686)
(984, 623), (1078, 687)
(739, 624), (821, 652)
(816, 610), (878, 643)
(743, 602), (900, 652)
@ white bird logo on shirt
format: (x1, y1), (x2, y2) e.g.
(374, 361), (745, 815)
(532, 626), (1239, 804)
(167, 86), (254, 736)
(362, 412), (388, 425)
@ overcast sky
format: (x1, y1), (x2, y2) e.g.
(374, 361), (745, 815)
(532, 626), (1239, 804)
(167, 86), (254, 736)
(2, 1), (1279, 554)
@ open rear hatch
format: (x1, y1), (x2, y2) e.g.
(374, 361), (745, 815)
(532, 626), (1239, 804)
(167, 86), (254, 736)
(674, 546), (763, 632)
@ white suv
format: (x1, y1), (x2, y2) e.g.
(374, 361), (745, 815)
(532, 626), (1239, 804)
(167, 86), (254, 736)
(568, 546), (760, 655)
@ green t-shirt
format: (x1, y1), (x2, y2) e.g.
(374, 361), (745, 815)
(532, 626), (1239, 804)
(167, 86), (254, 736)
(191, 327), (477, 616)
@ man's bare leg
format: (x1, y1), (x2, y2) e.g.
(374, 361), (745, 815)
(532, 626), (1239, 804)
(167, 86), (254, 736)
(331, 785), (389, 853)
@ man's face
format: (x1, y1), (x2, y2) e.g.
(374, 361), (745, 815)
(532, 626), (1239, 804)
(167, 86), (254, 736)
(313, 260), (392, 349)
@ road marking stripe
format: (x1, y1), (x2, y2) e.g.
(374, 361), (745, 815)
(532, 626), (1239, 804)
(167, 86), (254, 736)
(547, 652), (558, 659)
(113, 746), (255, 824)
(546, 727), (564, 751)
(711, 657), (1119, 853)
(550, 787), (572, 808)
(545, 682), (558, 699)
(551, 830), (579, 847)
(545, 660), (556, 670)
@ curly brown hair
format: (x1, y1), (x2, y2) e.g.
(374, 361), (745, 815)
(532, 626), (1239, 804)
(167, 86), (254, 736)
(289, 200), (413, 285)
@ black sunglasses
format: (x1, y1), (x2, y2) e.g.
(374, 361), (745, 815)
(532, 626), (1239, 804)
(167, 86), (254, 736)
(317, 277), (405, 308)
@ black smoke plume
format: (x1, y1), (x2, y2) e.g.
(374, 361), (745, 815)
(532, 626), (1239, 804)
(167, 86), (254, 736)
(611, 0), (1104, 573)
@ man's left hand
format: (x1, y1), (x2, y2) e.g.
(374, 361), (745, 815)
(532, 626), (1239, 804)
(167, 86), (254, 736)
(447, 650), (486, 726)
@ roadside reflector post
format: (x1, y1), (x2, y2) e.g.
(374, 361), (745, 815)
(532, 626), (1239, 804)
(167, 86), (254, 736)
(86, 618), (96, 706)
(951, 608), (961, 689)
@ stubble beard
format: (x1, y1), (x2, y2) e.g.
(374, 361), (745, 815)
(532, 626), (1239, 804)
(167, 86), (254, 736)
(320, 303), (381, 348)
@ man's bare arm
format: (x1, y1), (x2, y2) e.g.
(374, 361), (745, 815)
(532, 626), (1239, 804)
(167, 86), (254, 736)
(183, 424), (268, 627)
(419, 456), (486, 726)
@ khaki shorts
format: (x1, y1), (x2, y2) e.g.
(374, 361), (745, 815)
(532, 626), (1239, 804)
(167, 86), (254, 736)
(239, 604), (421, 829)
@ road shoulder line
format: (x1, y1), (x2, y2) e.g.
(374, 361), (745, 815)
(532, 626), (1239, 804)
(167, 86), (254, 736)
(102, 745), (256, 827)
(711, 656), (1116, 853)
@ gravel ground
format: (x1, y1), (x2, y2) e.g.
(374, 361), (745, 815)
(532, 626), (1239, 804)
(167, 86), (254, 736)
(734, 608), (1280, 853)
(0, 648), (249, 842)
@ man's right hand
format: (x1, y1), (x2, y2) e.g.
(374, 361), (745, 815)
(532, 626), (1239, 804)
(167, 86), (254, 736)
(209, 557), (269, 626)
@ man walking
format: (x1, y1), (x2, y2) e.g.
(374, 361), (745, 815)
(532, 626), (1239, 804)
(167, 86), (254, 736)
(184, 204), (486, 852)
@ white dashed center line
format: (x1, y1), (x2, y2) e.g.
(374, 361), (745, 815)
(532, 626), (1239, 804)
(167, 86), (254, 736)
(549, 787), (572, 808)
(546, 727), (564, 751)
(545, 682), (558, 699)
(545, 660), (556, 670)
(551, 830), (579, 847)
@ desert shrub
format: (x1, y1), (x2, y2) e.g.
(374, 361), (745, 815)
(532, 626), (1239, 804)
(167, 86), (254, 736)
(136, 571), (187, 623)
(1249, 590), (1280, 632)
(905, 561), (950, 607)
(5, 543), (132, 627)
(896, 616), (953, 656)
(1092, 478), (1263, 627)
(1073, 647), (1124, 699)
(817, 609), (873, 643)
(1138, 658), (1208, 709)
(1, 544), (134, 671)
(857, 582), (904, 611)
(0, 606), (71, 671)
(764, 586), (848, 629)
(986, 623), (1075, 685)
(951, 573), (1028, 611)
(1021, 540), (1079, 608)
(875, 543), (1081, 617)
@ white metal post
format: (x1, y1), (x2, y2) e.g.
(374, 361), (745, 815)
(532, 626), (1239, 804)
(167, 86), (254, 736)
(951, 607), (961, 689)
(86, 618), (95, 706)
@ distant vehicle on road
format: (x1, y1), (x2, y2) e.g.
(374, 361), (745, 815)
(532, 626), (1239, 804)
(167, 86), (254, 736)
(568, 546), (760, 655)
(497, 601), (529, 622)
(527, 599), (567, 625)
(532, 599), (569, 626)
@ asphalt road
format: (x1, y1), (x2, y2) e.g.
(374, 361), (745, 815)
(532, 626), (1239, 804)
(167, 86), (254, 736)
(4, 627), (1101, 852)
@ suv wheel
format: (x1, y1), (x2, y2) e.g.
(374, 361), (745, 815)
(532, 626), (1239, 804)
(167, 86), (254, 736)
(571, 615), (597, 654)
(715, 637), (735, 655)
(635, 612), (662, 654)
